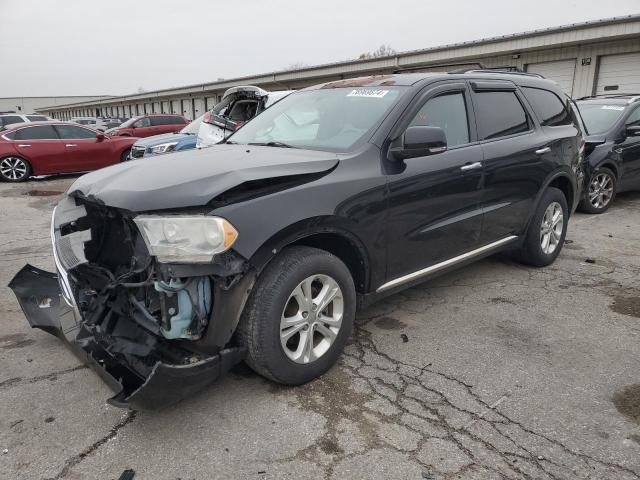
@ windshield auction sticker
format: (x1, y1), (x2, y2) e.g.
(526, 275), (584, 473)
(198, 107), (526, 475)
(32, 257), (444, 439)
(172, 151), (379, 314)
(347, 89), (389, 98)
(601, 105), (625, 110)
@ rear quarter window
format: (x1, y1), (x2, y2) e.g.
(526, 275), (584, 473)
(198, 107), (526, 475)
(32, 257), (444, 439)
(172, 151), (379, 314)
(522, 87), (572, 126)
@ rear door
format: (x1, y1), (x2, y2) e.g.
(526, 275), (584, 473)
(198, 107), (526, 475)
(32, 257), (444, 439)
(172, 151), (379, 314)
(54, 124), (115, 172)
(469, 81), (552, 243)
(618, 106), (640, 190)
(9, 125), (66, 174)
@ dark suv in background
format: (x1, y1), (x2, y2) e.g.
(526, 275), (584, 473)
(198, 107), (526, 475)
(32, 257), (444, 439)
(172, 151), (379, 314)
(575, 94), (640, 213)
(11, 71), (583, 409)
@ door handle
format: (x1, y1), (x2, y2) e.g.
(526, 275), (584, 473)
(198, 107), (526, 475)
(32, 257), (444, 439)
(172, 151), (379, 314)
(535, 146), (551, 155)
(17, 144), (31, 147)
(460, 162), (482, 171)
(65, 144), (78, 147)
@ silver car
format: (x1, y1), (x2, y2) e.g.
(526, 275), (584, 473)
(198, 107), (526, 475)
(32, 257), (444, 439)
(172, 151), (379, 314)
(196, 86), (293, 148)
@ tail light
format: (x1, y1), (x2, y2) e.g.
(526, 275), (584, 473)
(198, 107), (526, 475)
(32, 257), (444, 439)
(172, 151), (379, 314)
(203, 111), (212, 124)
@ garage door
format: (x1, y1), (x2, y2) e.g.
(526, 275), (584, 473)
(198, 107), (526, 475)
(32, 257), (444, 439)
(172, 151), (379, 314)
(526, 59), (576, 95)
(595, 52), (640, 95)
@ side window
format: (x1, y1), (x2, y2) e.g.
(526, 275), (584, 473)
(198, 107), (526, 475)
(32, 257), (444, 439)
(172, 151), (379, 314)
(13, 125), (59, 140)
(522, 87), (571, 126)
(26, 115), (48, 121)
(0, 116), (24, 127)
(475, 91), (530, 140)
(2, 131), (16, 140)
(55, 124), (97, 139)
(408, 92), (470, 147)
(626, 107), (640, 127)
(134, 117), (151, 128)
(171, 115), (187, 124)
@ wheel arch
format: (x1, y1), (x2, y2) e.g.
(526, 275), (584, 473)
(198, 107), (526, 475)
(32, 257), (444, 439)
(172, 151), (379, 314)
(249, 217), (371, 294)
(526, 170), (575, 231)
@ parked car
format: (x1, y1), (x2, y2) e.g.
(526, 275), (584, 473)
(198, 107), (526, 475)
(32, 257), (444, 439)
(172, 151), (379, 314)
(129, 115), (203, 159)
(0, 121), (137, 181)
(10, 72), (583, 409)
(197, 86), (293, 148)
(0, 113), (50, 128)
(575, 94), (640, 213)
(71, 117), (122, 131)
(106, 114), (189, 138)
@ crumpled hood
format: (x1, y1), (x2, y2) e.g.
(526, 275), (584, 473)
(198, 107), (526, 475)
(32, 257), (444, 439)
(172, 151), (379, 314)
(68, 144), (339, 212)
(133, 132), (191, 148)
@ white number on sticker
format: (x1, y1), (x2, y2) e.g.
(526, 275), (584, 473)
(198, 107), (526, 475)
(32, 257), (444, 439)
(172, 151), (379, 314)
(347, 89), (389, 98)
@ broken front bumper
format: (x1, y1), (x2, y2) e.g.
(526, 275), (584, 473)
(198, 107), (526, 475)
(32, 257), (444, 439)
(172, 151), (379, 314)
(9, 265), (245, 410)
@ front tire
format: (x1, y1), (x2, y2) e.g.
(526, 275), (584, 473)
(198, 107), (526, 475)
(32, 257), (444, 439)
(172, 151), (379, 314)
(516, 187), (568, 267)
(0, 156), (31, 182)
(578, 167), (616, 214)
(121, 148), (131, 162)
(237, 246), (356, 385)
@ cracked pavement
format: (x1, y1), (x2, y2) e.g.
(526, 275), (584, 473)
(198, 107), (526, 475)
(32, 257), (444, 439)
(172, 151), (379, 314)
(1, 176), (639, 480)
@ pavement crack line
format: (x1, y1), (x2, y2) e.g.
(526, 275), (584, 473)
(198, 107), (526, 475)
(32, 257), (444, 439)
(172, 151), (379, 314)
(339, 310), (640, 480)
(46, 410), (137, 480)
(0, 365), (87, 391)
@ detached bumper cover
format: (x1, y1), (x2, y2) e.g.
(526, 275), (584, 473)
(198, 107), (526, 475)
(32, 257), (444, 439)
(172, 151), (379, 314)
(9, 264), (245, 410)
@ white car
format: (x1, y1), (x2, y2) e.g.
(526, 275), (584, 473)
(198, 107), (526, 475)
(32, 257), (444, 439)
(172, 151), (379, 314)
(0, 113), (50, 128)
(196, 86), (293, 148)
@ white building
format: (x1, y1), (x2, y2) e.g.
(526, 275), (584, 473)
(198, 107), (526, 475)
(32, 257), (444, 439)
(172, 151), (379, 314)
(0, 96), (112, 115)
(37, 14), (640, 120)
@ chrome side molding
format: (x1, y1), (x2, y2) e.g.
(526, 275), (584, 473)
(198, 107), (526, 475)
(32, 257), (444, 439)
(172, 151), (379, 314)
(376, 235), (518, 293)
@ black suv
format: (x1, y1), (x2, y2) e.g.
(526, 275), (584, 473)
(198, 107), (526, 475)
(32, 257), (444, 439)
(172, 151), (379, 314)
(575, 94), (640, 213)
(10, 72), (583, 409)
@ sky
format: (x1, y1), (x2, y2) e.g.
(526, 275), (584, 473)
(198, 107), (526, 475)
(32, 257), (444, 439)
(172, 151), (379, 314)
(0, 0), (638, 97)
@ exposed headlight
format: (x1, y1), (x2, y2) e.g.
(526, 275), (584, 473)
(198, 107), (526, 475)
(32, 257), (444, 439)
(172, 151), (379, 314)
(150, 142), (178, 154)
(134, 216), (238, 263)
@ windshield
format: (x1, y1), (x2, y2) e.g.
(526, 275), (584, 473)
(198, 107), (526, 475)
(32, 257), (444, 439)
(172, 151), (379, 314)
(228, 87), (405, 152)
(118, 116), (139, 128)
(576, 101), (627, 135)
(181, 115), (203, 134)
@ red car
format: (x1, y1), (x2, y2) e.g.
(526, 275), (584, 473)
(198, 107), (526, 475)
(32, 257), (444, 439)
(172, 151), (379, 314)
(0, 121), (137, 182)
(106, 114), (189, 138)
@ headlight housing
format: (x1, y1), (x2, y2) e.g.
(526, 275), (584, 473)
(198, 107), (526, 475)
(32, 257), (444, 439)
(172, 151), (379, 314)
(134, 215), (238, 263)
(149, 142), (178, 154)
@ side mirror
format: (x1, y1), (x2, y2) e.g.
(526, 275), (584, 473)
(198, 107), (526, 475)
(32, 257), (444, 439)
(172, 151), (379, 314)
(96, 132), (105, 141)
(626, 125), (640, 137)
(390, 126), (447, 161)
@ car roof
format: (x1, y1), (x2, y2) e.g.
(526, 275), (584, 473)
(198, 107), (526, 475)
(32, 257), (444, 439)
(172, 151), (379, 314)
(1, 120), (65, 131)
(576, 94), (640, 104)
(309, 71), (561, 90)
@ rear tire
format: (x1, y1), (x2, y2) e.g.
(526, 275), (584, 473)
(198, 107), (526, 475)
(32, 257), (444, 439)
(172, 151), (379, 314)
(237, 246), (355, 385)
(0, 156), (31, 182)
(120, 149), (131, 162)
(516, 187), (568, 267)
(578, 167), (616, 214)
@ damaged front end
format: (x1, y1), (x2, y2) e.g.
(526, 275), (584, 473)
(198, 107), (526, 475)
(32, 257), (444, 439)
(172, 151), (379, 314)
(9, 195), (254, 409)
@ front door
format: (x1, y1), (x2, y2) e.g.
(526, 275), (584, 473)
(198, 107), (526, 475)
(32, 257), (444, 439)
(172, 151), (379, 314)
(53, 124), (114, 172)
(384, 82), (484, 283)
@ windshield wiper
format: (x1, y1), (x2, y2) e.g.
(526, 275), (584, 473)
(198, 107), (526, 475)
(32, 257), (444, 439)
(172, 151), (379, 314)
(247, 141), (296, 149)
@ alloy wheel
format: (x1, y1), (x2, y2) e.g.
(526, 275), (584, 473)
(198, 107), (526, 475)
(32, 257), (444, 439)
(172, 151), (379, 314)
(280, 274), (344, 364)
(0, 157), (28, 181)
(540, 201), (563, 255)
(588, 173), (614, 209)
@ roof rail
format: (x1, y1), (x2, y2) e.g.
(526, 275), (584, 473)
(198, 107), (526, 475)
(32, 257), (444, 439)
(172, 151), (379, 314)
(450, 68), (545, 79)
(576, 93), (640, 100)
